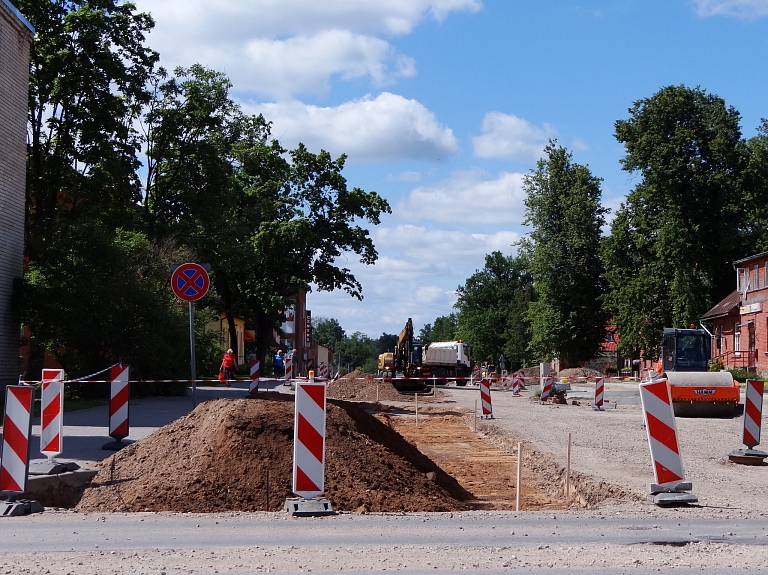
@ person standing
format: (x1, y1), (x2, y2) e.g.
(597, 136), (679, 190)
(274, 350), (284, 377)
(221, 348), (237, 387)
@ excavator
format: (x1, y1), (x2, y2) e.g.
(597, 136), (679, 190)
(652, 327), (740, 417)
(386, 318), (425, 391)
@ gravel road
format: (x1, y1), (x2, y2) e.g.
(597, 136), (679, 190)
(2, 509), (768, 574)
(446, 383), (768, 516)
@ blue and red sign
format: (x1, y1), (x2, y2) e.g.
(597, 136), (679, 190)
(171, 263), (210, 302)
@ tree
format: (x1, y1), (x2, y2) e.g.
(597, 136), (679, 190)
(312, 317), (346, 349)
(521, 141), (608, 366)
(604, 85), (746, 358)
(18, 0), (163, 378)
(455, 251), (533, 366)
(375, 333), (398, 355)
(419, 314), (458, 346)
(140, 66), (391, 365)
(337, 332), (378, 373)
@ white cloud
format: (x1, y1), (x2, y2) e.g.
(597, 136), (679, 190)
(396, 170), (527, 225)
(472, 112), (557, 162)
(137, 0), (482, 97)
(243, 31), (415, 98)
(247, 93), (458, 162)
(692, 0), (768, 18)
(572, 137), (589, 152)
(306, 224), (519, 336)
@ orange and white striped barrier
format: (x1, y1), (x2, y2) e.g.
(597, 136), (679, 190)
(318, 362), (328, 379)
(540, 376), (553, 403)
(284, 355), (292, 382)
(249, 360), (260, 395)
(480, 378), (493, 418)
(40, 369), (65, 458)
(512, 373), (521, 396)
(103, 365), (130, 450)
(593, 376), (604, 411)
(0, 386), (34, 494)
(729, 379), (767, 464)
(285, 376), (334, 515)
(639, 379), (697, 504)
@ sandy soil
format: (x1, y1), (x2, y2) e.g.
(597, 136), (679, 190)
(78, 394), (471, 513)
(375, 406), (567, 510)
(448, 385), (768, 517)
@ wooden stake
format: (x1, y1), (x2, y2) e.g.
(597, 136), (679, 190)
(376, 383), (379, 403)
(266, 469), (270, 511)
(415, 392), (419, 427)
(474, 399), (477, 432)
(516, 442), (522, 512)
(565, 432), (571, 498)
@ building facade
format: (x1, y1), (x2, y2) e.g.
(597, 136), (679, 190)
(0, 0), (33, 392)
(702, 251), (768, 375)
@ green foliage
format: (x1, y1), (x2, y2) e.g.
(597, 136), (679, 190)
(520, 141), (608, 366)
(419, 314), (458, 346)
(605, 85), (747, 359)
(19, 225), (192, 381)
(375, 333), (398, 355)
(455, 251), (534, 368)
(312, 317), (346, 349)
(337, 332), (378, 372)
(727, 368), (764, 383)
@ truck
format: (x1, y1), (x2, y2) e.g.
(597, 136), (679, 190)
(654, 327), (740, 417)
(381, 318), (471, 390)
(421, 341), (471, 383)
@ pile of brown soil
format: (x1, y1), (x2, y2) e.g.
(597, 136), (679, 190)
(558, 367), (603, 379)
(327, 376), (447, 403)
(77, 394), (472, 513)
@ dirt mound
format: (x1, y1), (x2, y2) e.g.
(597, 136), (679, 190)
(337, 369), (375, 381)
(77, 394), (472, 513)
(558, 367), (602, 379)
(327, 377), (447, 403)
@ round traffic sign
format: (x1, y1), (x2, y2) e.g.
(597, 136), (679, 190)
(171, 263), (210, 302)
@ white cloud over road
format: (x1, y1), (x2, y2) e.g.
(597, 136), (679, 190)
(395, 170), (527, 225)
(472, 112), (557, 162)
(246, 93), (458, 162)
(692, 0), (768, 18)
(307, 223), (520, 335)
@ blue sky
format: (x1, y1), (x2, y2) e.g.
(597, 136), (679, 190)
(134, 0), (768, 337)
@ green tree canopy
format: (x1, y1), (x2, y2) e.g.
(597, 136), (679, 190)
(455, 251), (533, 368)
(521, 141), (608, 366)
(604, 85), (747, 358)
(419, 314), (458, 346)
(312, 317), (346, 349)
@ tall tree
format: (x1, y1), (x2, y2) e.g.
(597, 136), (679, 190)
(312, 317), (346, 349)
(18, 0), (161, 377)
(419, 314), (458, 346)
(455, 251), (533, 366)
(521, 141), (608, 366)
(604, 85), (746, 358)
(141, 67), (391, 365)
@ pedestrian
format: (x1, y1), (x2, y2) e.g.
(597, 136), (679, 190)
(632, 358), (641, 379)
(274, 350), (284, 377)
(221, 348), (237, 387)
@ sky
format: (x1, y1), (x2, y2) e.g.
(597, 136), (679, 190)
(133, 0), (768, 337)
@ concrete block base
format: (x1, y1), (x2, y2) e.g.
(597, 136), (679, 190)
(284, 497), (335, 517)
(728, 448), (768, 465)
(1, 499), (44, 517)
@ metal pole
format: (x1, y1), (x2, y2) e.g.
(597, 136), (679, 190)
(189, 301), (197, 407)
(516, 442), (522, 511)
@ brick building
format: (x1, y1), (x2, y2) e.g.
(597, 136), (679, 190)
(702, 251), (768, 375)
(0, 0), (33, 393)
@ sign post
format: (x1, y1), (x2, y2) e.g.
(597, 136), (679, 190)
(171, 263), (210, 407)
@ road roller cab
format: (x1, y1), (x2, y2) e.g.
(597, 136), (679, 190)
(659, 328), (740, 417)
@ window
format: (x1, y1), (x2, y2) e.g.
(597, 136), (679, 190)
(735, 322), (741, 355)
(755, 265), (760, 290)
(738, 268), (749, 292)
